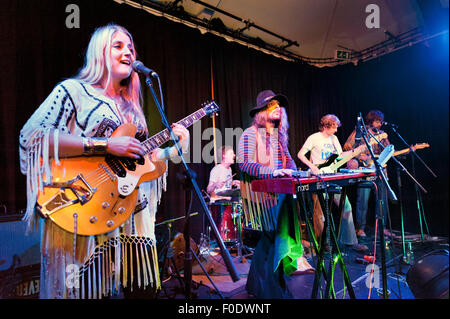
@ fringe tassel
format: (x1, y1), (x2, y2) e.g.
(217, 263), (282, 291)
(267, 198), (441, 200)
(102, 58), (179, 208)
(135, 241), (141, 288)
(23, 128), (59, 233)
(122, 241), (127, 289)
(129, 240), (134, 292)
(152, 243), (161, 290)
(81, 271), (85, 299)
(76, 236), (160, 299)
(109, 244), (113, 294)
(53, 128), (60, 165)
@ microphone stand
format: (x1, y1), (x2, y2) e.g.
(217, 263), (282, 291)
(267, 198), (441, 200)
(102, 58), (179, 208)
(143, 75), (240, 299)
(365, 129), (428, 264)
(358, 113), (397, 299)
(388, 125), (435, 243)
(388, 125), (437, 179)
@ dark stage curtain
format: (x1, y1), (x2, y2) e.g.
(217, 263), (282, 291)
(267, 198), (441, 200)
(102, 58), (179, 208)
(1, 0), (448, 240)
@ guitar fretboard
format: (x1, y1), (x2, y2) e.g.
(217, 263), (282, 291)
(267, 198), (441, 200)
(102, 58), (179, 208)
(141, 108), (207, 154)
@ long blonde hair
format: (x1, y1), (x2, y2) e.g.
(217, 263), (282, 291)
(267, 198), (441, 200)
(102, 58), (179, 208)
(75, 24), (147, 133)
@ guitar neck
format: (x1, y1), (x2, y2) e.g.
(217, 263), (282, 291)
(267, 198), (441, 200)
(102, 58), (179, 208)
(328, 148), (363, 171)
(393, 148), (410, 157)
(393, 143), (429, 157)
(328, 133), (387, 171)
(141, 108), (207, 154)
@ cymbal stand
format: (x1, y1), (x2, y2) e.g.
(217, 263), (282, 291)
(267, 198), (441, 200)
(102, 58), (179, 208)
(411, 155), (431, 242)
(367, 127), (428, 262)
(233, 202), (253, 263)
(155, 217), (184, 298)
(388, 124), (436, 243)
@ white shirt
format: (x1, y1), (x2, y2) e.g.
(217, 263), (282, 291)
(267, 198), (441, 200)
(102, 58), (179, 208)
(300, 132), (343, 165)
(208, 164), (232, 192)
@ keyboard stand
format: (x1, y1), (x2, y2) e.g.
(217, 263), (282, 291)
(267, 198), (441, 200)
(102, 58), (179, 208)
(301, 185), (356, 299)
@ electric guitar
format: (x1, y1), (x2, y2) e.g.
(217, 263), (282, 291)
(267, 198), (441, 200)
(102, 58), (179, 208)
(391, 143), (429, 157)
(363, 142), (429, 167)
(317, 133), (388, 174)
(37, 101), (219, 235)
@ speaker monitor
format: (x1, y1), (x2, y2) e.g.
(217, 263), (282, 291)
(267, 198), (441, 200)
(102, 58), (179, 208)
(0, 217), (40, 298)
(406, 249), (449, 299)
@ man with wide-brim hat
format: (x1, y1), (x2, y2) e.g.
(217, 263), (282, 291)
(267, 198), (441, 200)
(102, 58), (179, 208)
(237, 89), (313, 299)
(249, 90), (289, 117)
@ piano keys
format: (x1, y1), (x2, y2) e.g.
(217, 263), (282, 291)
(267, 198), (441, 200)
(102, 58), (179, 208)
(251, 172), (377, 194)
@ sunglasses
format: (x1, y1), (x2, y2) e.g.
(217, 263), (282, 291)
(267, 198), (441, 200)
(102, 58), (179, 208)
(266, 100), (280, 110)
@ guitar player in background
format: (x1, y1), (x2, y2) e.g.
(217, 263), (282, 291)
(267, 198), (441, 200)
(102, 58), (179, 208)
(344, 110), (390, 238)
(297, 114), (368, 252)
(19, 24), (190, 299)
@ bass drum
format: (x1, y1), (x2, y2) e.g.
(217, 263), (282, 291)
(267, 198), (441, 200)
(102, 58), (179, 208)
(209, 201), (242, 243)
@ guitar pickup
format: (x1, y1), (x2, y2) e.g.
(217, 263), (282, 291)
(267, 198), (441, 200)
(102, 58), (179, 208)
(119, 157), (137, 171)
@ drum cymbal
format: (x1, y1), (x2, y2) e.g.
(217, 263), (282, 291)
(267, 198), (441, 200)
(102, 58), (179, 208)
(215, 188), (240, 197)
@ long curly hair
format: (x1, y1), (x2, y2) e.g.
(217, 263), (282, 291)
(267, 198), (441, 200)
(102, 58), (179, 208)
(252, 106), (289, 149)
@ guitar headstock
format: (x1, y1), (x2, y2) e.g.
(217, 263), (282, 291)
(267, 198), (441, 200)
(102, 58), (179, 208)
(411, 143), (430, 151)
(202, 100), (220, 116)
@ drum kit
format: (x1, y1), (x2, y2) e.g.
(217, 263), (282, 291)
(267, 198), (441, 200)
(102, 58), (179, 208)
(201, 187), (253, 262)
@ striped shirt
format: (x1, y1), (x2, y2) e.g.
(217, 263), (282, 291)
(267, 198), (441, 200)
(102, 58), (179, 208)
(237, 125), (296, 179)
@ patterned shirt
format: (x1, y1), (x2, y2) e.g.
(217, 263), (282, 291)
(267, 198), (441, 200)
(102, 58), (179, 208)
(237, 126), (296, 179)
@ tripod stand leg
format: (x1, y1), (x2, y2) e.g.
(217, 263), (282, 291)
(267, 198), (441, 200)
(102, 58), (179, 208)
(328, 218), (356, 299)
(190, 247), (224, 299)
(311, 192), (334, 299)
(317, 189), (356, 299)
(394, 167), (409, 264)
(376, 184), (389, 299)
(325, 196), (356, 299)
(324, 248), (337, 299)
(410, 155), (431, 242)
(311, 224), (328, 299)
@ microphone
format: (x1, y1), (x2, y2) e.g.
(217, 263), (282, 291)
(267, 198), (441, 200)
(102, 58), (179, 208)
(382, 121), (398, 128)
(132, 60), (158, 77)
(355, 116), (362, 143)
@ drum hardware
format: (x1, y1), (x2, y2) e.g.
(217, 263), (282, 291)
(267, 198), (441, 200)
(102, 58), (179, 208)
(203, 199), (253, 263)
(155, 212), (199, 299)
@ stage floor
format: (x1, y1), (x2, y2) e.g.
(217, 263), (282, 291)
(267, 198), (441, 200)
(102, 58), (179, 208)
(157, 229), (449, 300)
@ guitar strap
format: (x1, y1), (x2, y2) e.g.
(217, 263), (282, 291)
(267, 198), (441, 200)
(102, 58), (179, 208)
(330, 135), (340, 157)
